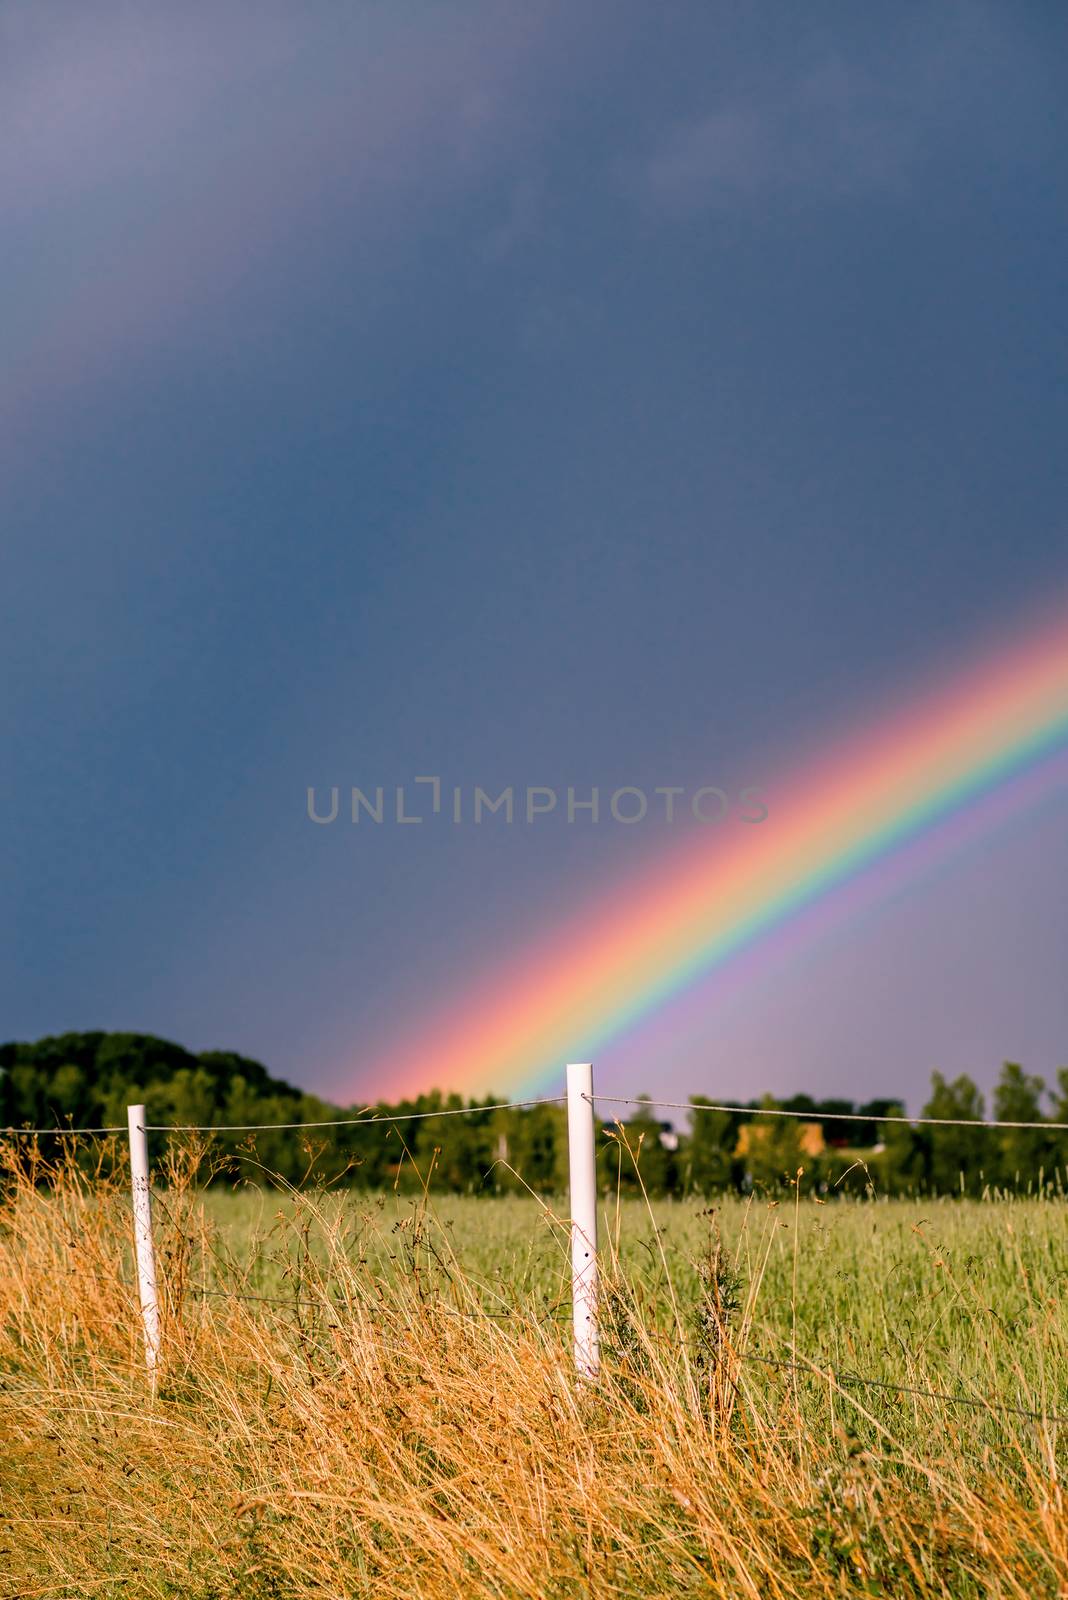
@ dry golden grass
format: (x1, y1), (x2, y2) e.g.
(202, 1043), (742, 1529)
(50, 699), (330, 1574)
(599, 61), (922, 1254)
(1, 1140), (1066, 1599)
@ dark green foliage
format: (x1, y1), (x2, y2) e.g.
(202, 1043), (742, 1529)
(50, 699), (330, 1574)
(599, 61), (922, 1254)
(596, 1094), (679, 1196)
(993, 1062), (1055, 1189)
(685, 1098), (741, 1193)
(870, 1104), (927, 1195)
(2, 1034), (1063, 1198)
(921, 1071), (991, 1195)
(741, 1094), (807, 1192)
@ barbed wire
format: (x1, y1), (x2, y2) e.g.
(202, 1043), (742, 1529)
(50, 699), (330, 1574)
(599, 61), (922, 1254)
(1, 1124), (125, 1137)
(185, 1283), (518, 1318)
(737, 1350), (1068, 1426)
(70, 1268), (527, 1320)
(589, 1094), (1068, 1134)
(188, 1283), (365, 1311)
(28, 1267), (1068, 1423)
(143, 1097), (566, 1133)
(6, 1093), (1068, 1138)
(0, 1098), (566, 1138)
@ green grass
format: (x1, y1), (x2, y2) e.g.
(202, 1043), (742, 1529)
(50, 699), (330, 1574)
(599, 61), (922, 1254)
(5, 1146), (1068, 1597)
(189, 1182), (1068, 1449)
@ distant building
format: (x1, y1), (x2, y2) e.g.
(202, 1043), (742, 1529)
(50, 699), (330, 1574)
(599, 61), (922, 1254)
(735, 1121), (825, 1159)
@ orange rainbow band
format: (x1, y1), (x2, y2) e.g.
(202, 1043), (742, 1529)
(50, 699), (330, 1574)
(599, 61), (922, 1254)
(352, 605), (1068, 1102)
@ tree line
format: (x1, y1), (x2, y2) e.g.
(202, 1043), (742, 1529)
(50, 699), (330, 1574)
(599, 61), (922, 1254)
(3, 1032), (1067, 1197)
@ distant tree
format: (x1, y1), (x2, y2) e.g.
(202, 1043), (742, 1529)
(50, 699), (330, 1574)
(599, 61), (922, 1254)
(13, 1029), (1023, 1199)
(741, 1096), (805, 1192)
(47, 1064), (89, 1126)
(922, 1072), (990, 1195)
(992, 1062), (1050, 1191)
(812, 1098), (856, 1147)
(685, 1098), (740, 1194)
(430, 1095), (500, 1193)
(1044, 1068), (1068, 1188)
(597, 1095), (676, 1197)
(872, 1103), (925, 1195)
(857, 1098), (900, 1147)
(5, 1058), (49, 1127)
(501, 1102), (567, 1193)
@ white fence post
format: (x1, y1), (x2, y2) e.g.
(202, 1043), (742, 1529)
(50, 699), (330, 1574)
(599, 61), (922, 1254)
(127, 1104), (161, 1378)
(566, 1062), (600, 1380)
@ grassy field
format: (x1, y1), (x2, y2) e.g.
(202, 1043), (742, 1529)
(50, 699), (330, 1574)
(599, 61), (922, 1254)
(2, 1142), (1067, 1597)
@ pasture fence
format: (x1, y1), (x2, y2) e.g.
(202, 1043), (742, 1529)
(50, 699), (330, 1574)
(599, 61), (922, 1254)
(5, 1065), (1068, 1411)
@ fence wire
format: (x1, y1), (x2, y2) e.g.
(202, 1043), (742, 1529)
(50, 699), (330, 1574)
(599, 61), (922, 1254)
(181, 1294), (1068, 1421)
(185, 1283), (519, 1318)
(9, 1088), (1065, 1434)
(8, 1091), (1067, 1139)
(62, 1270), (1068, 1427)
(2, 1097), (566, 1138)
(2, 1124), (126, 1136)
(737, 1350), (1068, 1427)
(589, 1094), (1068, 1134)
(146, 1096), (566, 1133)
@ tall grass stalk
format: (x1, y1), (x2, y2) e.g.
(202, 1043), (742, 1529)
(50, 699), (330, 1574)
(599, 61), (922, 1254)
(1, 1138), (1066, 1597)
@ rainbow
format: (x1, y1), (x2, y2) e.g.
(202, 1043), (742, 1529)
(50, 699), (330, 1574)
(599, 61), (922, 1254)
(360, 603), (1068, 1102)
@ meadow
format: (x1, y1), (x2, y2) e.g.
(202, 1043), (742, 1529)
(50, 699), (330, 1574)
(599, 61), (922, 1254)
(2, 1140), (1067, 1598)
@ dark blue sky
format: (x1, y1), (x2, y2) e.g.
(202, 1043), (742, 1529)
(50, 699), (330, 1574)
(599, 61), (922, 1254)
(4, 2), (1067, 1110)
